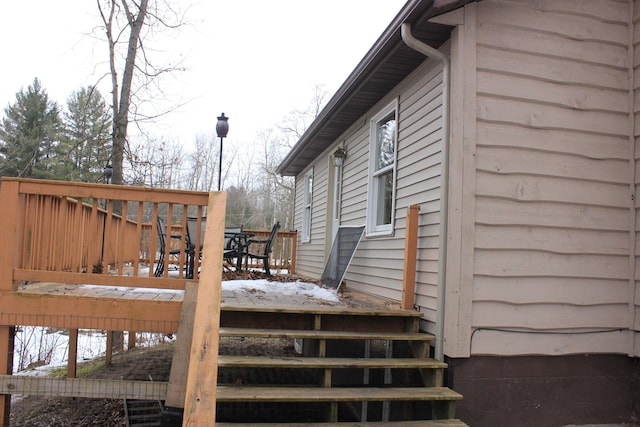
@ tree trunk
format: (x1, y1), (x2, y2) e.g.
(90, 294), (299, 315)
(103, 0), (149, 185)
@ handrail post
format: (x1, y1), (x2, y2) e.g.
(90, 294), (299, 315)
(290, 231), (297, 274)
(182, 192), (226, 424)
(402, 204), (420, 310)
(0, 180), (21, 291)
(0, 180), (21, 425)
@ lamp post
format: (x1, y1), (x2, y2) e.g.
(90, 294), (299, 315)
(100, 164), (113, 264)
(216, 113), (229, 191)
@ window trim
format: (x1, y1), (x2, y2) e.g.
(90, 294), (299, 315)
(301, 169), (313, 243)
(366, 100), (398, 237)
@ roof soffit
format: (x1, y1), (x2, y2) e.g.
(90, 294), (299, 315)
(277, 0), (476, 176)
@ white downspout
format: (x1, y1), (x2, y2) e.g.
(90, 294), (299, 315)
(401, 23), (451, 361)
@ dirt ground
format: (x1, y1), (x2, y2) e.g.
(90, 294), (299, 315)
(10, 343), (173, 426)
(10, 336), (301, 426)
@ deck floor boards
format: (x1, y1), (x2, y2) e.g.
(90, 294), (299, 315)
(16, 280), (412, 316)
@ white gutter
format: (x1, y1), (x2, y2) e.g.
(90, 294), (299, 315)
(401, 23), (450, 361)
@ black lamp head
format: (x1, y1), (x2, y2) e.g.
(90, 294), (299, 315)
(216, 113), (229, 138)
(103, 164), (113, 182)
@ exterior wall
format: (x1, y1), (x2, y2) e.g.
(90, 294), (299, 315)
(343, 58), (446, 321)
(294, 161), (330, 277)
(293, 57), (447, 321)
(292, 0), (640, 358)
(465, 0), (634, 356)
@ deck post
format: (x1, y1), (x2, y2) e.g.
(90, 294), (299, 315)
(0, 180), (21, 424)
(128, 331), (136, 350)
(0, 327), (14, 426)
(290, 231), (297, 274)
(0, 179), (21, 291)
(105, 331), (113, 365)
(164, 282), (197, 408)
(182, 192), (226, 425)
(402, 204), (420, 310)
(67, 329), (78, 378)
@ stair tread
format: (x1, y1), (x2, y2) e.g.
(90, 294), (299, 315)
(222, 304), (423, 318)
(218, 355), (447, 369)
(216, 421), (467, 427)
(128, 404), (161, 410)
(219, 327), (434, 341)
(129, 412), (161, 418)
(217, 386), (462, 402)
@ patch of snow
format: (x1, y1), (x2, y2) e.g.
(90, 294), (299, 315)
(223, 279), (339, 302)
(80, 279), (338, 301)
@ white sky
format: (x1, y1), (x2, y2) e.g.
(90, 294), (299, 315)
(0, 1), (406, 149)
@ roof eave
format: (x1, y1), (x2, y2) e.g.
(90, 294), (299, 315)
(277, 0), (473, 176)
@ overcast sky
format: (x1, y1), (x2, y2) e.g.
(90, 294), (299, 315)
(0, 1), (406, 149)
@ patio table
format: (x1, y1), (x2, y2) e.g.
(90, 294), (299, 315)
(185, 217), (254, 278)
(224, 231), (254, 271)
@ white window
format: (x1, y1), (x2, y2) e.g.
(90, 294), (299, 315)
(367, 101), (398, 236)
(302, 170), (313, 243)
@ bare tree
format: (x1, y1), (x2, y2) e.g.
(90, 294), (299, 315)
(279, 84), (329, 140)
(256, 85), (329, 229)
(96, 0), (186, 185)
(127, 137), (184, 188)
(185, 133), (217, 191)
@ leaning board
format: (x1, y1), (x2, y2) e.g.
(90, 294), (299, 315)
(321, 225), (365, 290)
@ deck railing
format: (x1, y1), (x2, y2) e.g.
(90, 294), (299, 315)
(0, 178), (211, 291)
(0, 178), (297, 292)
(242, 229), (297, 274)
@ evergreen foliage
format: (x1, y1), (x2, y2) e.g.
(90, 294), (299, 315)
(0, 80), (113, 183)
(0, 78), (62, 178)
(61, 86), (113, 183)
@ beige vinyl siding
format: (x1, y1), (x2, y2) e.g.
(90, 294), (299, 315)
(340, 124), (369, 225)
(470, 0), (632, 355)
(634, 0), (640, 357)
(294, 162), (330, 277)
(342, 57), (446, 317)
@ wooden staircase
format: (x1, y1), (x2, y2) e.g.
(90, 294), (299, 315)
(202, 304), (466, 426)
(125, 398), (163, 426)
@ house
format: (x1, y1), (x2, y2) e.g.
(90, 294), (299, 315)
(277, 0), (640, 425)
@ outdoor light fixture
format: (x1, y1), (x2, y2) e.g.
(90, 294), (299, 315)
(103, 164), (113, 184)
(216, 112), (229, 191)
(101, 164), (113, 263)
(333, 147), (347, 167)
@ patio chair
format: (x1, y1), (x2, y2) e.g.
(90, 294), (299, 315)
(186, 218), (247, 277)
(223, 225), (244, 270)
(243, 222), (280, 276)
(185, 217), (206, 279)
(154, 218), (183, 277)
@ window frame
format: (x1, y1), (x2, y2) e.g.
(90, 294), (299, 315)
(366, 100), (398, 237)
(301, 169), (313, 243)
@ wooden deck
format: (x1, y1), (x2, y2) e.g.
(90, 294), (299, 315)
(0, 179), (465, 425)
(14, 279), (411, 318)
(0, 280), (457, 424)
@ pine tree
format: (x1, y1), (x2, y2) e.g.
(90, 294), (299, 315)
(61, 87), (113, 183)
(0, 78), (62, 178)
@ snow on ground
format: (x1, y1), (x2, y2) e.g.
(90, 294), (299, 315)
(79, 272), (339, 303)
(223, 279), (339, 303)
